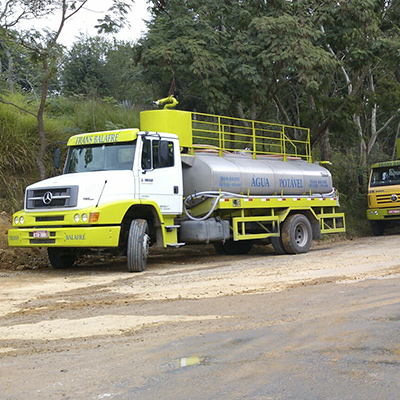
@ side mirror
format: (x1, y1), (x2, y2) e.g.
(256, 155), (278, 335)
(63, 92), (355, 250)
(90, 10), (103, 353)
(358, 173), (364, 186)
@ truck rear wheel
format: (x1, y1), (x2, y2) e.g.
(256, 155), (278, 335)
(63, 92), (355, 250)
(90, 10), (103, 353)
(214, 240), (253, 255)
(370, 220), (385, 236)
(281, 214), (312, 254)
(127, 219), (150, 272)
(47, 248), (76, 269)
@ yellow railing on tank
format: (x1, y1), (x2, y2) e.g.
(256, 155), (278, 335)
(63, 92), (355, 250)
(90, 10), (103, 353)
(190, 112), (312, 163)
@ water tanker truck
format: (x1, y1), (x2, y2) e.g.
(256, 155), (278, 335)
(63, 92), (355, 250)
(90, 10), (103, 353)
(8, 96), (345, 272)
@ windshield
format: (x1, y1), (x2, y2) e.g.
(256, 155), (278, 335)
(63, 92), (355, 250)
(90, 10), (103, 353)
(370, 165), (400, 187)
(65, 141), (136, 174)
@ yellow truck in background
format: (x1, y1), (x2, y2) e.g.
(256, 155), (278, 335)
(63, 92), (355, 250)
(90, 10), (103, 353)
(367, 139), (400, 235)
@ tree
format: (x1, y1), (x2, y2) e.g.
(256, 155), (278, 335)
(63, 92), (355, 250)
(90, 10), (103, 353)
(305, 0), (400, 163)
(62, 35), (112, 98)
(0, 0), (134, 180)
(141, 0), (400, 165)
(62, 37), (153, 105)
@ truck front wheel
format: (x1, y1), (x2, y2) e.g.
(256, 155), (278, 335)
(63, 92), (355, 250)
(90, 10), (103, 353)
(281, 214), (312, 254)
(127, 219), (150, 272)
(48, 248), (76, 269)
(370, 220), (385, 236)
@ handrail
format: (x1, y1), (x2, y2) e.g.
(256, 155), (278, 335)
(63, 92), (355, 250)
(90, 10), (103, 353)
(190, 111), (312, 163)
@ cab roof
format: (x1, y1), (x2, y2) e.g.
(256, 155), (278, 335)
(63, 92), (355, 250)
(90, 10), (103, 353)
(371, 160), (400, 169)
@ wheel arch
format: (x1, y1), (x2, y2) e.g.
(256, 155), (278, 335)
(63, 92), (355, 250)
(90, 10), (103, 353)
(120, 204), (163, 248)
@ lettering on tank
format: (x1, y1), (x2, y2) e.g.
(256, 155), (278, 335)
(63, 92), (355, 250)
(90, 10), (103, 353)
(309, 179), (329, 189)
(251, 175), (270, 188)
(219, 176), (241, 188)
(279, 178), (303, 189)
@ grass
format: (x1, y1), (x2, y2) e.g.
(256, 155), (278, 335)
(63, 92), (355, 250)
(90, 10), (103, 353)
(0, 93), (141, 213)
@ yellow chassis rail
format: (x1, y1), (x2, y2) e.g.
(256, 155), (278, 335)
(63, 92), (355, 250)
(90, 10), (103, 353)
(188, 196), (345, 241)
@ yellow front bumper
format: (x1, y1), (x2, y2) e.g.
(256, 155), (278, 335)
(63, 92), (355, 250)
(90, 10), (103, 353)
(8, 226), (121, 248)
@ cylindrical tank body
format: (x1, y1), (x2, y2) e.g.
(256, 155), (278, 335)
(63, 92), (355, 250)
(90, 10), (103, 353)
(182, 153), (333, 197)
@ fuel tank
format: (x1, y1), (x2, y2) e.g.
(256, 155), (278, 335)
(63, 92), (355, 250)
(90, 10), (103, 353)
(182, 153), (333, 197)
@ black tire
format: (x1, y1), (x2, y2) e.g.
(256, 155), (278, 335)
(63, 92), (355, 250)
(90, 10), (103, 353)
(127, 219), (150, 272)
(271, 235), (287, 255)
(281, 214), (312, 254)
(213, 240), (253, 255)
(48, 247), (76, 269)
(370, 220), (385, 236)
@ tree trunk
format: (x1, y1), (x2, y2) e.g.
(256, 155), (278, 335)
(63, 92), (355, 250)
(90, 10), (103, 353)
(36, 58), (50, 180)
(319, 127), (331, 161)
(354, 114), (367, 166)
(4, 45), (14, 93)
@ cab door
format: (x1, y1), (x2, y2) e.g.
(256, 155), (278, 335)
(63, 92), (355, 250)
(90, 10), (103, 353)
(138, 135), (183, 214)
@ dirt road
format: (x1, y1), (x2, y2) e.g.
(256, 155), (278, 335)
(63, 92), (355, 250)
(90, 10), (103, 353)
(1, 236), (400, 399)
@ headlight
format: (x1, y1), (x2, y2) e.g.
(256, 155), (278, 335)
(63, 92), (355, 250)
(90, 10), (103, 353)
(14, 216), (19, 225)
(82, 213), (88, 223)
(74, 213), (80, 223)
(19, 216), (24, 224)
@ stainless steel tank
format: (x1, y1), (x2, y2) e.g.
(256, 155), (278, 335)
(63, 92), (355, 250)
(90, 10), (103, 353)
(182, 153), (333, 197)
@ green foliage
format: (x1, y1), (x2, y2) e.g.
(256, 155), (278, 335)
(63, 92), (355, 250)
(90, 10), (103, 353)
(0, 93), (38, 212)
(62, 36), (112, 98)
(0, 92), (141, 213)
(329, 150), (370, 237)
(0, 93), (38, 173)
(1, 0), (400, 239)
(68, 97), (139, 133)
(62, 36), (155, 104)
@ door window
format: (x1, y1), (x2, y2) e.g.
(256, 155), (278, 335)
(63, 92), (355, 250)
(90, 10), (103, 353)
(141, 139), (174, 170)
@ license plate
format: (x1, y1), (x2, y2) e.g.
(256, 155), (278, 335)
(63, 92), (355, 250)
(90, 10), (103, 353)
(388, 209), (400, 214)
(33, 230), (49, 239)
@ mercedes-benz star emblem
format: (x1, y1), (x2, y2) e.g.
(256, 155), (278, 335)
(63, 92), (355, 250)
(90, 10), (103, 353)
(391, 194), (398, 202)
(43, 191), (53, 205)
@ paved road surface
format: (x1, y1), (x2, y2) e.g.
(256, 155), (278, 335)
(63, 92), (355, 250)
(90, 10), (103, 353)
(1, 236), (400, 399)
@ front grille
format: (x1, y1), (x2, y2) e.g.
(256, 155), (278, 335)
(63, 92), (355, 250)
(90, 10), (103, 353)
(375, 193), (400, 205)
(35, 216), (64, 222)
(29, 239), (56, 244)
(26, 186), (78, 209)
